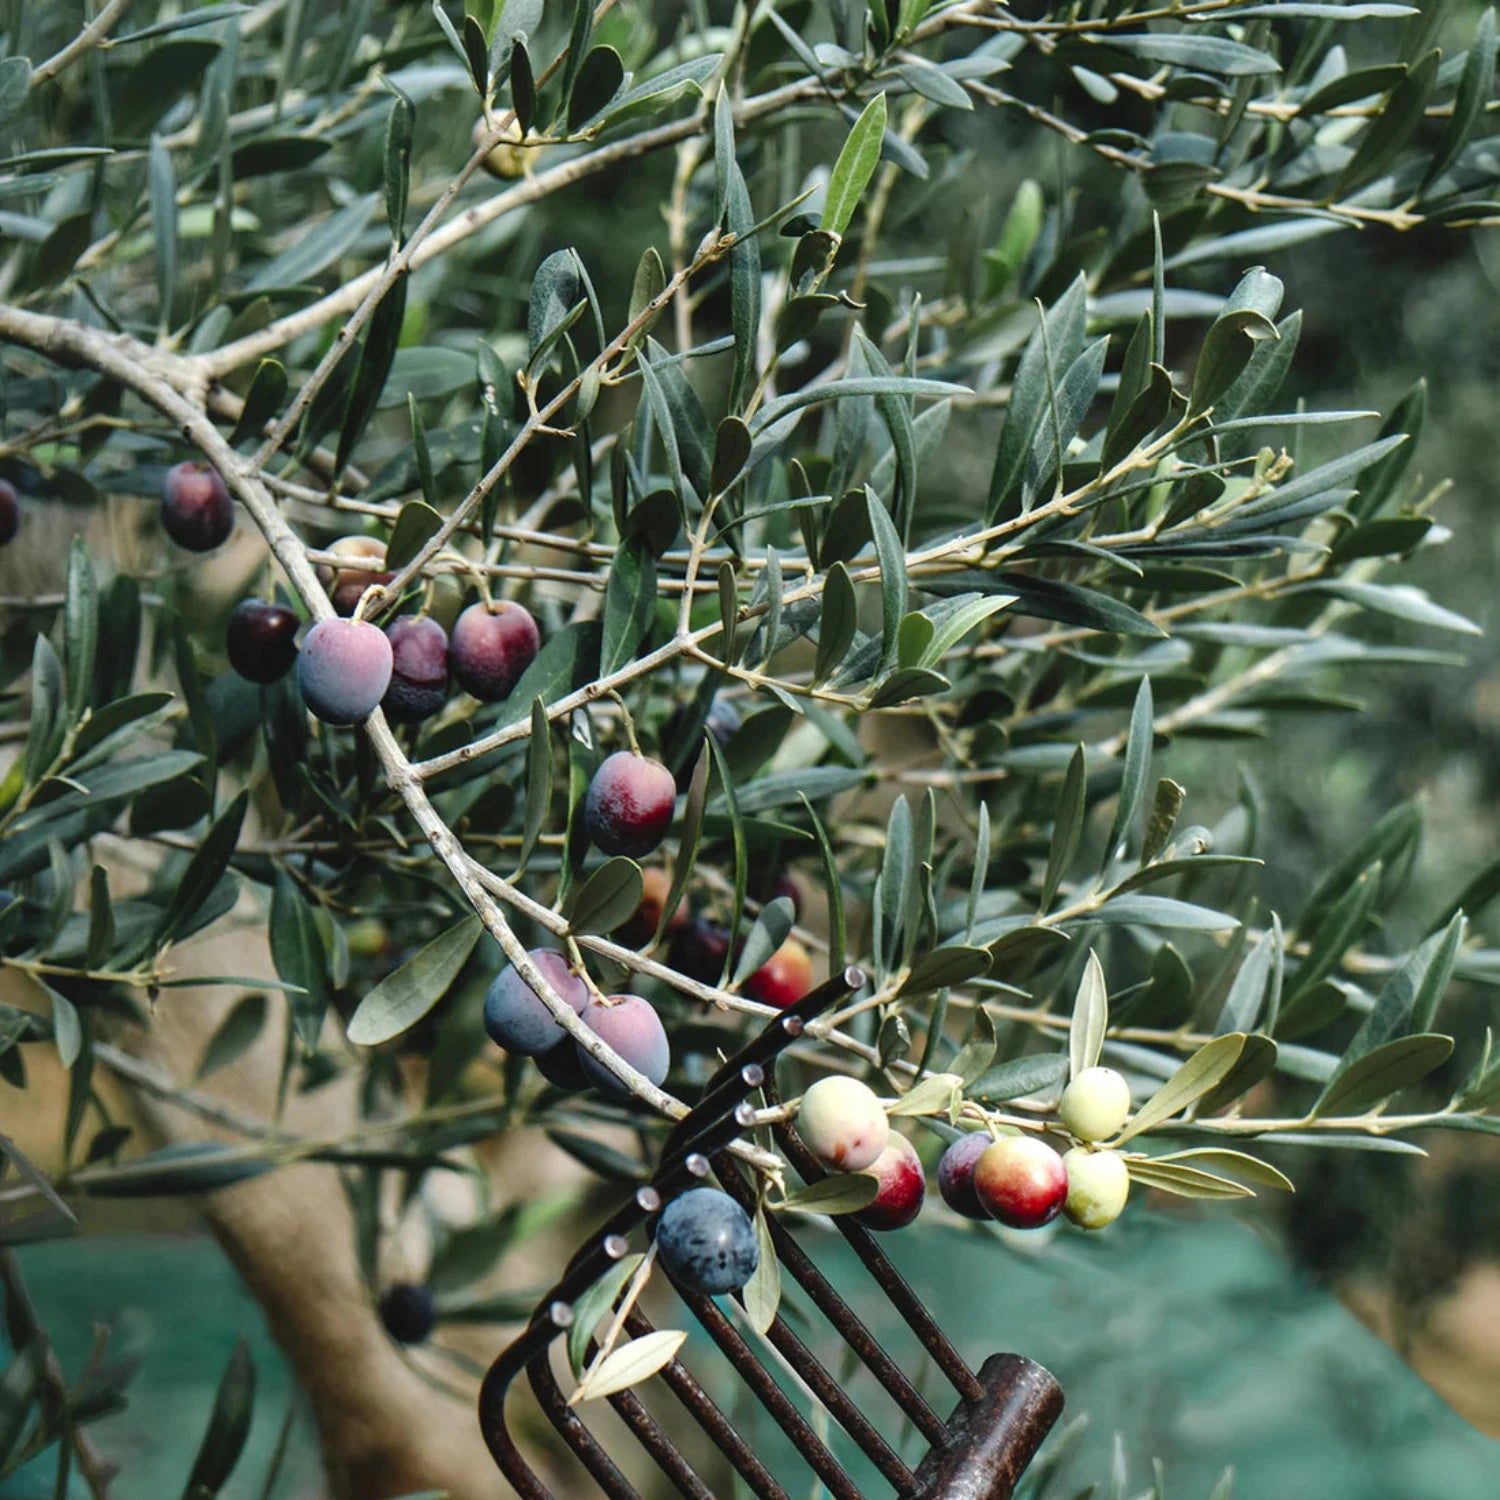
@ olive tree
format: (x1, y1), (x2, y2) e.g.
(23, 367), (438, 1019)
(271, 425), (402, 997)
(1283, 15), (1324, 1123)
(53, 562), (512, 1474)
(3, 0), (1500, 1493)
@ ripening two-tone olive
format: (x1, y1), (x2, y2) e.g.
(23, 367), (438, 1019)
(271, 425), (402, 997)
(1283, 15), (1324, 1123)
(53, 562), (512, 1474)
(584, 752), (676, 859)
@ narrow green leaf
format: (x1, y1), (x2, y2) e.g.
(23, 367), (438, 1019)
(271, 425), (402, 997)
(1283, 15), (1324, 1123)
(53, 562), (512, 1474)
(718, 561), (741, 667)
(1314, 1033), (1452, 1118)
(571, 858), (645, 935)
(1123, 1156), (1255, 1200)
(335, 273), (408, 475)
(63, 537), (98, 721)
(743, 1206), (780, 1334)
(801, 794), (845, 972)
(1155, 1148), (1294, 1193)
(815, 563), (857, 683)
(1099, 32), (1279, 76)
(898, 944), (991, 999)
(181, 1339), (256, 1498)
(1087, 895), (1239, 932)
(777, 1174), (880, 1215)
(601, 539), (657, 676)
(1070, 952), (1108, 1079)
(383, 88), (414, 245)
(149, 134), (178, 329)
(384, 499), (444, 572)
(1103, 678), (1153, 869)
(1042, 746), (1086, 914)
(568, 45), (625, 131)
(407, 392), (437, 509)
(196, 994), (269, 1081)
(270, 873), (329, 1053)
(156, 788), (248, 945)
(517, 699), (553, 878)
(1117, 1033), (1248, 1143)
(510, 38), (535, 134)
(347, 914), (482, 1046)
(577, 1329), (686, 1402)
(1216, 928), (1275, 1035)
(732, 897), (797, 988)
(567, 1254), (643, 1376)
(85, 864), (115, 970)
(968, 1051), (1069, 1104)
(46, 986), (81, 1070)
(229, 359), (288, 447)
(461, 13), (489, 95)
(866, 489), (906, 673)
(822, 93), (887, 237)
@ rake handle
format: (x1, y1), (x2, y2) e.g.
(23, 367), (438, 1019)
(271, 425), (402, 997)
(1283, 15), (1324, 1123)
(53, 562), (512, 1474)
(912, 1353), (1065, 1500)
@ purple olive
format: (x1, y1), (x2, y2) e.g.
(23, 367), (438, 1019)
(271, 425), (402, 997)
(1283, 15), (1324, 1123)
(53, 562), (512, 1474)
(296, 618), (393, 725)
(382, 615), (449, 724)
(450, 600), (540, 702)
(576, 993), (670, 1098)
(161, 461), (233, 552)
(483, 948), (590, 1057)
(226, 598), (299, 683)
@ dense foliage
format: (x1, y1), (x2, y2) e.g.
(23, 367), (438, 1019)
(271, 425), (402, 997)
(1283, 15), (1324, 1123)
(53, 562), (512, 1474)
(4, 0), (1500, 1494)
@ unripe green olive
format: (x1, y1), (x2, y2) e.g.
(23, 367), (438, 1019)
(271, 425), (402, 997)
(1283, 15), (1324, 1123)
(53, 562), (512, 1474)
(1062, 1147), (1130, 1230)
(472, 117), (527, 179)
(1058, 1065), (1131, 1141)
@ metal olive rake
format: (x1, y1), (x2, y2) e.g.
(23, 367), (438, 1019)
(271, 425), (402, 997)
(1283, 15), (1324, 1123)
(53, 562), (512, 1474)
(478, 966), (1064, 1500)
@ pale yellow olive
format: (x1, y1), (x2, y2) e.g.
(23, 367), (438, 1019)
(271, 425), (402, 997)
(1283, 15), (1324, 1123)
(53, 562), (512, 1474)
(1058, 1065), (1131, 1142)
(1062, 1147), (1130, 1230)
(473, 116), (528, 180)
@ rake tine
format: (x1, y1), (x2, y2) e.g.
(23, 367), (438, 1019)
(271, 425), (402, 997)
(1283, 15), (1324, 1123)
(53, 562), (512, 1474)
(732, 1293), (914, 1490)
(689, 965), (868, 1101)
(624, 1306), (791, 1500)
(661, 1061), (764, 1160)
(604, 1384), (717, 1500)
(766, 1076), (984, 1404)
(675, 1285), (867, 1500)
(478, 1302), (569, 1500)
(529, 1347), (643, 1500)
(658, 1096), (761, 1177)
(714, 1152), (948, 1448)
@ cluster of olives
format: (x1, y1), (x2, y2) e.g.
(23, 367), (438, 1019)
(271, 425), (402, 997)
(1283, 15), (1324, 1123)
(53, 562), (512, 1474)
(222, 529), (541, 730)
(481, 946), (670, 1097)
(795, 1066), (1135, 1238)
(661, 871), (814, 1009)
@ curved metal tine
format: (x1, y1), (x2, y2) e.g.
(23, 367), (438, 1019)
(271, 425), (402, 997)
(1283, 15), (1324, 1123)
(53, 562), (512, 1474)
(686, 965), (868, 1108)
(529, 1346), (643, 1500)
(658, 1097), (760, 1179)
(676, 1287), (866, 1500)
(766, 1076), (983, 1403)
(604, 1385), (717, 1500)
(624, 1307), (791, 1500)
(713, 1153), (948, 1448)
(550, 1186), (662, 1306)
(549, 1148), (709, 1311)
(744, 1294), (913, 1490)
(478, 1304), (570, 1500)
